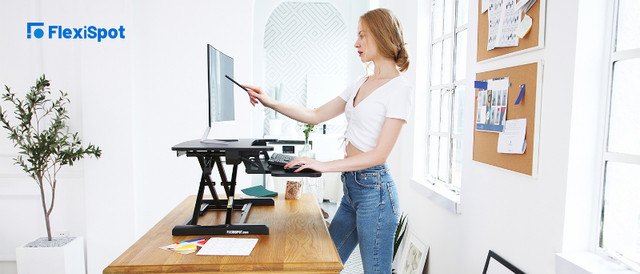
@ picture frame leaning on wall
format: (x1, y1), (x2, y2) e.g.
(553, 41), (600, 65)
(399, 232), (429, 274)
(482, 250), (525, 274)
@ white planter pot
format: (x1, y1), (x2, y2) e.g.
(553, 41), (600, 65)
(15, 236), (85, 274)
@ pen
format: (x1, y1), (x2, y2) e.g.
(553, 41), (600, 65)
(225, 75), (249, 91)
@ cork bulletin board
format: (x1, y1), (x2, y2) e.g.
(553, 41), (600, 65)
(473, 62), (542, 176)
(477, 0), (545, 62)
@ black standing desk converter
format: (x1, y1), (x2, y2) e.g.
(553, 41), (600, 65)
(171, 139), (320, 236)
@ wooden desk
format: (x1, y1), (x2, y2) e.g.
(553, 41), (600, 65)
(104, 194), (343, 273)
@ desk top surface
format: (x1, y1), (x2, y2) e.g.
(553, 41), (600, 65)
(103, 194), (342, 273)
(172, 139), (273, 152)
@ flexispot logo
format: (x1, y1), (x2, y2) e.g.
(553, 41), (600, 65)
(27, 22), (125, 42)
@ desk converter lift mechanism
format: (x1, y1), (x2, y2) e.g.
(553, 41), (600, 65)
(171, 139), (319, 236)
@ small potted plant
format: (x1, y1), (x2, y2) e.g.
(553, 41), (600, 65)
(0, 74), (101, 274)
(298, 123), (316, 158)
(392, 213), (408, 273)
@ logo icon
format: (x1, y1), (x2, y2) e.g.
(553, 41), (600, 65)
(27, 22), (44, 39)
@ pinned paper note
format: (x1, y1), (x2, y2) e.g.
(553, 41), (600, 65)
(497, 118), (527, 154)
(514, 14), (533, 39)
(487, 78), (510, 90)
(476, 77), (510, 133)
(487, 0), (521, 50)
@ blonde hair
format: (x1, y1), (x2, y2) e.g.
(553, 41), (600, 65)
(360, 8), (410, 72)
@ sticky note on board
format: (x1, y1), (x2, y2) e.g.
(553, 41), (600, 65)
(515, 15), (533, 39)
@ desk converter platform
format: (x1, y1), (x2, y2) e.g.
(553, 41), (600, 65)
(170, 139), (320, 236)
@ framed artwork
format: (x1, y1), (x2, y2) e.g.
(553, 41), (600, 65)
(482, 250), (525, 274)
(400, 233), (429, 274)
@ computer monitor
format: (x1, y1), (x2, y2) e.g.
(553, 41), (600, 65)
(201, 44), (235, 143)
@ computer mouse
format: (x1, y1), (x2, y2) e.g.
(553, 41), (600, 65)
(285, 165), (302, 172)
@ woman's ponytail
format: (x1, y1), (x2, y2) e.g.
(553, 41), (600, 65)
(396, 45), (410, 72)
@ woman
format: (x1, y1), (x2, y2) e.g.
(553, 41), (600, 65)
(244, 8), (413, 273)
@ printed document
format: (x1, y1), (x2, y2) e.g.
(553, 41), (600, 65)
(476, 77), (509, 133)
(487, 0), (521, 50)
(497, 118), (527, 154)
(196, 237), (259, 256)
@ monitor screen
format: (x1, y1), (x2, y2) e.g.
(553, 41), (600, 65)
(207, 44), (234, 124)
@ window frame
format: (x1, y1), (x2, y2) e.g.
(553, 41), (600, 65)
(424, 0), (468, 195)
(596, 0), (640, 270)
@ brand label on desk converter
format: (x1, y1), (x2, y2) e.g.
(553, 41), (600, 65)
(227, 230), (249, 235)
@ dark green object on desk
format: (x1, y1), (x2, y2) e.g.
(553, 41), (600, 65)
(242, 185), (278, 197)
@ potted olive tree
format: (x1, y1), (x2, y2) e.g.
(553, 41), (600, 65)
(0, 74), (101, 274)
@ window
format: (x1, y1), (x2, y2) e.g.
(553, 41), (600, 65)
(599, 0), (640, 270)
(426, 0), (468, 192)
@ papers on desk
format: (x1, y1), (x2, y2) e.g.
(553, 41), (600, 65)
(497, 118), (527, 154)
(160, 238), (208, 255)
(197, 237), (259, 256)
(160, 237), (259, 256)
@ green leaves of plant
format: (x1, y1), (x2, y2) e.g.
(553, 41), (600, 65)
(0, 74), (101, 240)
(0, 74), (102, 180)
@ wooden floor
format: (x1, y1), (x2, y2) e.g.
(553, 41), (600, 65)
(104, 194), (343, 273)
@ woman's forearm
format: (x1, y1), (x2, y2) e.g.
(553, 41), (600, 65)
(245, 84), (345, 125)
(321, 150), (387, 173)
(269, 100), (320, 125)
(268, 96), (347, 125)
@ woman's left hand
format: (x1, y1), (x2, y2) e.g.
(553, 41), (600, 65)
(284, 157), (326, 173)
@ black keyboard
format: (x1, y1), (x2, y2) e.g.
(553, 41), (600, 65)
(267, 152), (296, 167)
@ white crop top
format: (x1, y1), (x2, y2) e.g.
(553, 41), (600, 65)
(338, 75), (414, 152)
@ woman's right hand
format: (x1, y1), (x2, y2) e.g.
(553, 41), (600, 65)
(242, 84), (275, 108)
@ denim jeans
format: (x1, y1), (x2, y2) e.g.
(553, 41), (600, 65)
(329, 164), (400, 274)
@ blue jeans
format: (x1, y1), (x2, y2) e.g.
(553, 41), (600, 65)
(329, 164), (400, 274)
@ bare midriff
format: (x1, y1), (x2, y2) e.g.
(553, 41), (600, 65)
(345, 142), (364, 158)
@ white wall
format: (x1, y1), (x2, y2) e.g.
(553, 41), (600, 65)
(1, 1), (256, 273)
(380, 0), (585, 273)
(79, 1), (136, 273)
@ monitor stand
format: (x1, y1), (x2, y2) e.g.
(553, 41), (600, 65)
(200, 127), (238, 144)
